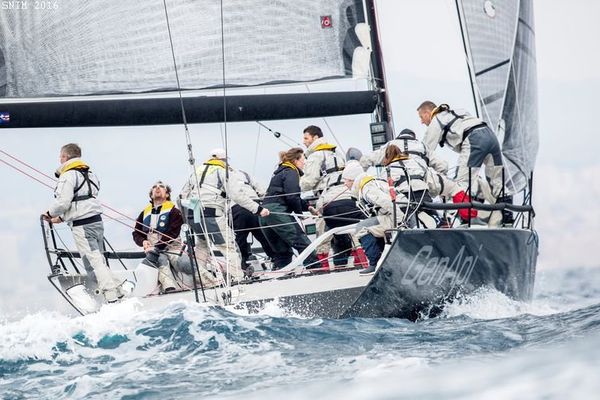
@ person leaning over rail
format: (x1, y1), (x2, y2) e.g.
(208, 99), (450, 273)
(260, 147), (318, 270)
(42, 143), (126, 303)
(132, 181), (182, 294)
(180, 148), (270, 284)
(417, 101), (509, 226)
(300, 125), (367, 269)
(357, 127), (473, 224)
(342, 161), (407, 276)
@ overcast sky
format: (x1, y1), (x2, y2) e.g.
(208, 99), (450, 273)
(1, 0), (599, 315)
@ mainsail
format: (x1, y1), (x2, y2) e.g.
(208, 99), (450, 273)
(457, 0), (538, 192)
(0, 0), (380, 127)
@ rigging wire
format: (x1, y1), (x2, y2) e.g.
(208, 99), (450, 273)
(252, 124), (262, 176)
(303, 83), (346, 154)
(161, 0), (226, 289)
(219, 0), (234, 290)
(256, 121), (301, 147)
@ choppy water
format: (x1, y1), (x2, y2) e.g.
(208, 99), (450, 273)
(2, 266), (600, 400)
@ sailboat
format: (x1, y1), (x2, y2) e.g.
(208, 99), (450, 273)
(1, 0), (538, 320)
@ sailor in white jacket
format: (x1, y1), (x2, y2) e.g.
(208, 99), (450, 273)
(180, 148), (269, 283)
(43, 143), (125, 302)
(418, 101), (504, 224)
(300, 125), (367, 269)
(418, 101), (504, 199)
(342, 161), (407, 275)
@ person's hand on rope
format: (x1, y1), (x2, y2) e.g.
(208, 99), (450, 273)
(142, 240), (154, 253)
(259, 208), (270, 217)
(308, 206), (320, 216)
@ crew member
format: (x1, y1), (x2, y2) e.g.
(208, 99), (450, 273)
(43, 143), (126, 302)
(132, 181), (182, 293)
(342, 161), (407, 275)
(231, 168), (275, 273)
(180, 148), (270, 284)
(417, 101), (508, 225)
(261, 148), (318, 270)
(300, 125), (367, 269)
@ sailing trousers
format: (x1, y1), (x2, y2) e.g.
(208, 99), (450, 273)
(358, 234), (385, 268)
(71, 220), (123, 293)
(456, 126), (504, 199)
(259, 203), (318, 270)
(194, 214), (244, 282)
(322, 199), (365, 266)
(232, 204), (275, 268)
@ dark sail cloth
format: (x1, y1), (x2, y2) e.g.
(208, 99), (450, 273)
(260, 163), (318, 270)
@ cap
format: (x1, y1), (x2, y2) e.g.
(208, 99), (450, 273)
(209, 148), (227, 160)
(342, 160), (364, 181)
(395, 128), (416, 139)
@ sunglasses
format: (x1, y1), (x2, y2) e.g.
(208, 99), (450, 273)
(152, 183), (167, 189)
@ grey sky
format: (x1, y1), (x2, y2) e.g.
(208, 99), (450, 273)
(1, 0), (598, 315)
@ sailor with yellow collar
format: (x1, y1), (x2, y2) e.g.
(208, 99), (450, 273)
(133, 182), (187, 293)
(43, 143), (125, 303)
(180, 148), (270, 283)
(342, 161), (407, 275)
(300, 125), (365, 268)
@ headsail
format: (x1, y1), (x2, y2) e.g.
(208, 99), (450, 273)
(457, 0), (538, 192)
(0, 0), (378, 127)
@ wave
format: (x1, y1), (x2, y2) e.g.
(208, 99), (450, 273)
(2, 266), (600, 398)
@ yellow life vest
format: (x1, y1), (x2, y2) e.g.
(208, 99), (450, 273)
(142, 200), (176, 234)
(59, 159), (89, 176)
(313, 143), (337, 152)
(359, 176), (375, 191)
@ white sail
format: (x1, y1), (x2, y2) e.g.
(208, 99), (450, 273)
(458, 0), (538, 192)
(0, 0), (365, 98)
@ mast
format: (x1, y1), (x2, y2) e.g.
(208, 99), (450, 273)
(454, 0), (481, 118)
(365, 0), (394, 141)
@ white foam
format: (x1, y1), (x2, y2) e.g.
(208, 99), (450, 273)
(439, 287), (565, 320)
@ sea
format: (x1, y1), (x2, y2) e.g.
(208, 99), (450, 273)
(1, 265), (600, 400)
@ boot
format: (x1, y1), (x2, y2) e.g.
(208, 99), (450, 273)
(359, 264), (377, 276)
(158, 265), (178, 293)
(352, 248), (369, 268)
(316, 253), (330, 270)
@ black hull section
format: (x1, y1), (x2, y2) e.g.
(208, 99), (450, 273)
(342, 229), (538, 320)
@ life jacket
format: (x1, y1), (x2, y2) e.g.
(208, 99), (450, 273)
(314, 143), (344, 175)
(141, 200), (176, 235)
(394, 134), (429, 165)
(59, 159), (99, 203)
(197, 159), (227, 198)
(432, 104), (465, 148)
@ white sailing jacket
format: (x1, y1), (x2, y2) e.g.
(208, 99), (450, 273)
(48, 158), (103, 224)
(300, 137), (351, 204)
(424, 108), (485, 154)
(180, 160), (261, 214)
